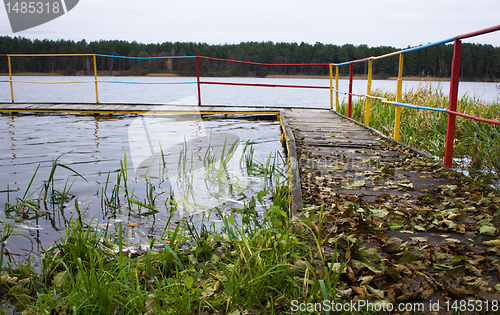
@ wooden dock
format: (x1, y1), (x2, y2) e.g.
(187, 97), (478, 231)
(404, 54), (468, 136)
(5, 102), (500, 304)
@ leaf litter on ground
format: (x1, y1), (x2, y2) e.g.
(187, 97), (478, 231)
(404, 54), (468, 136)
(295, 135), (500, 313)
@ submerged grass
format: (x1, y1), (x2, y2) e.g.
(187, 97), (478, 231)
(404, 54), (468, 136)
(339, 84), (500, 187)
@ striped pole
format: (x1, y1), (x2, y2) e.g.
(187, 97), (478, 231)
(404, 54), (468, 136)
(93, 55), (99, 103)
(365, 58), (373, 125)
(329, 64), (333, 109)
(444, 39), (462, 167)
(348, 62), (353, 118)
(394, 53), (404, 141)
(8, 56), (14, 103)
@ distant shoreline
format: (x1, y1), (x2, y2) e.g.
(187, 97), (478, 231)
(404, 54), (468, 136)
(1, 72), (499, 82)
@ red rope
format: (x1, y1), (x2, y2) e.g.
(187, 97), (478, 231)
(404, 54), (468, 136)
(198, 56), (329, 67)
(347, 92), (366, 97)
(447, 109), (500, 125)
(199, 81), (330, 89)
(455, 24), (500, 40)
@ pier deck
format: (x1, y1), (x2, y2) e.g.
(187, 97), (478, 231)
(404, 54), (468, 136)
(283, 108), (456, 204)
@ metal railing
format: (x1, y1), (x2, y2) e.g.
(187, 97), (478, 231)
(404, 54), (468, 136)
(328, 24), (500, 167)
(0, 53), (196, 103)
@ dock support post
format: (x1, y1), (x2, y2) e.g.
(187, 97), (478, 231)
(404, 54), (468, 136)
(335, 66), (339, 112)
(93, 54), (99, 104)
(444, 39), (462, 167)
(329, 64), (333, 110)
(348, 62), (353, 118)
(8, 56), (14, 103)
(365, 58), (373, 126)
(196, 56), (201, 106)
(394, 53), (404, 141)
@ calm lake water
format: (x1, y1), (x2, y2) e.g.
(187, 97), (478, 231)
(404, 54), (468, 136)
(0, 113), (283, 261)
(0, 76), (499, 106)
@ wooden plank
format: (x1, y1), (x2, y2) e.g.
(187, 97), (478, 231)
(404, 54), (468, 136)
(280, 111), (303, 217)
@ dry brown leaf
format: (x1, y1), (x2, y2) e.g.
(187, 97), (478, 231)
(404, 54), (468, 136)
(359, 276), (375, 286)
(125, 223), (145, 227)
(447, 285), (468, 298)
(421, 289), (434, 300)
(397, 292), (413, 302)
(396, 266), (412, 277)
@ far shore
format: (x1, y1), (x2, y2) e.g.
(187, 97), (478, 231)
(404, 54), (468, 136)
(1, 72), (498, 82)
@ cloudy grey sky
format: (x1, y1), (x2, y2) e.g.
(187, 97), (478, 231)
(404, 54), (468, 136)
(1, 0), (500, 48)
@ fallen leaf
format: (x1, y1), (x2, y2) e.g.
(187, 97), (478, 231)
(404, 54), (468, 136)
(375, 231), (389, 240)
(447, 285), (468, 298)
(480, 225), (497, 236)
(483, 240), (500, 246)
(125, 223), (145, 227)
(410, 237), (428, 242)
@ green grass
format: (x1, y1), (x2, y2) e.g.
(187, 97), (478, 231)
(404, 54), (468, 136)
(339, 84), (500, 187)
(1, 204), (347, 314)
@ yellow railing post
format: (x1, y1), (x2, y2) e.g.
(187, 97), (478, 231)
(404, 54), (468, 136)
(329, 64), (333, 109)
(394, 53), (404, 141)
(93, 54), (100, 103)
(335, 65), (339, 112)
(8, 55), (14, 103)
(365, 58), (373, 125)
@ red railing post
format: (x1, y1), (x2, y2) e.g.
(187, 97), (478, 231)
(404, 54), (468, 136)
(196, 56), (201, 106)
(443, 39), (462, 167)
(348, 62), (353, 118)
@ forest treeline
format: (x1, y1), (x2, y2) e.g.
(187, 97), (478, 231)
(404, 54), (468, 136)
(1, 36), (499, 80)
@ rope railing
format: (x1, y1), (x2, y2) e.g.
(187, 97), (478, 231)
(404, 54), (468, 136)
(95, 54), (196, 60)
(1, 23), (500, 168)
(197, 56), (329, 67)
(96, 80), (196, 85)
(1, 54), (199, 103)
(11, 80), (95, 84)
(327, 24), (500, 167)
(197, 81), (330, 89)
(194, 56), (332, 104)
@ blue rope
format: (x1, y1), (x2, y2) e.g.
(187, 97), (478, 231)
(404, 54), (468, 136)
(95, 54), (196, 59)
(401, 37), (455, 54)
(335, 62), (352, 66)
(394, 101), (447, 112)
(333, 89), (349, 95)
(334, 37), (456, 66)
